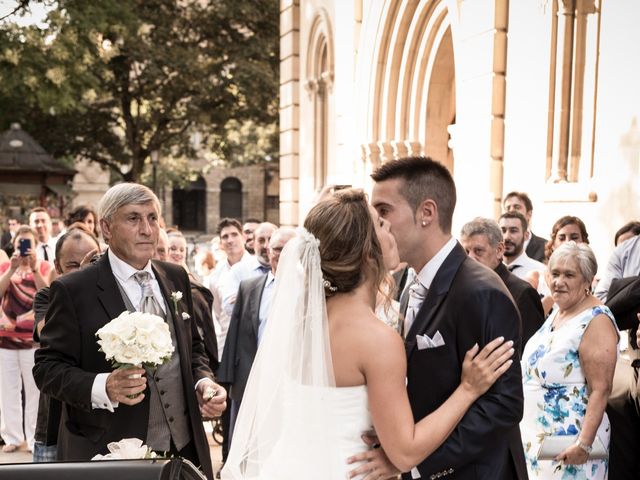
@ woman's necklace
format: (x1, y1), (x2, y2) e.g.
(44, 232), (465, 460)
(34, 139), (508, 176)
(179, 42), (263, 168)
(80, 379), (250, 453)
(552, 293), (591, 330)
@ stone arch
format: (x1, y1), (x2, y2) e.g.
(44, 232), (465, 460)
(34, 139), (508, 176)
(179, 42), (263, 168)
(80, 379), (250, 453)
(305, 9), (334, 190)
(360, 0), (456, 171)
(219, 177), (243, 220)
(172, 175), (206, 231)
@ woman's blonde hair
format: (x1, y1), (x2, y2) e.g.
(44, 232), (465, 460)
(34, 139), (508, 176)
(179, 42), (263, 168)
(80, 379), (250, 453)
(304, 189), (390, 299)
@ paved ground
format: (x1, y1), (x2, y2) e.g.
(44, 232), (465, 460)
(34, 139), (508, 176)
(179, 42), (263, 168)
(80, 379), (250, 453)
(0, 423), (223, 475)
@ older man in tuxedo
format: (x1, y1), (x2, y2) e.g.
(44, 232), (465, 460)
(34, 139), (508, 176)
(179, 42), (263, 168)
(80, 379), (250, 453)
(33, 183), (226, 480)
(370, 157), (527, 480)
(218, 227), (296, 445)
(461, 217), (544, 350)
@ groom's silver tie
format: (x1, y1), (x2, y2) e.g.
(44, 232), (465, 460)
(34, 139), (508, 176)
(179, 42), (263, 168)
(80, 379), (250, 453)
(404, 280), (428, 337)
(134, 271), (164, 317)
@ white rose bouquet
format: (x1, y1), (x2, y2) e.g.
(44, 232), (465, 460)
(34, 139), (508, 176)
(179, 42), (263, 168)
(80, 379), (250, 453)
(96, 311), (174, 369)
(92, 438), (159, 460)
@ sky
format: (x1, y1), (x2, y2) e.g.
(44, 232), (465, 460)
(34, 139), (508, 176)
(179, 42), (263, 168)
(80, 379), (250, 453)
(0, 1), (54, 28)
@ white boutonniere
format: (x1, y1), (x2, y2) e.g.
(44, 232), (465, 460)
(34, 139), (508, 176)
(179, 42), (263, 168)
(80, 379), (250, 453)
(181, 312), (191, 320)
(170, 291), (183, 317)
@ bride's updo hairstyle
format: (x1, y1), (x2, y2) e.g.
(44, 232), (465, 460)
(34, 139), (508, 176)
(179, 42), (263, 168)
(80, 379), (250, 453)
(304, 189), (387, 297)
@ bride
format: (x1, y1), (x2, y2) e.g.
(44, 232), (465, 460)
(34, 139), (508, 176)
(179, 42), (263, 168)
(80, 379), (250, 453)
(222, 189), (514, 479)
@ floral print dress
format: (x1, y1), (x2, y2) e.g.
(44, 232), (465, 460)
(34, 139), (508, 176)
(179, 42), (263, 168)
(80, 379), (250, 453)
(520, 305), (618, 479)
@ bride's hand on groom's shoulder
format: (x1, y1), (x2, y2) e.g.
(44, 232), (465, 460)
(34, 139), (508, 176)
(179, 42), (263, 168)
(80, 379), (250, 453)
(460, 337), (515, 398)
(346, 431), (401, 479)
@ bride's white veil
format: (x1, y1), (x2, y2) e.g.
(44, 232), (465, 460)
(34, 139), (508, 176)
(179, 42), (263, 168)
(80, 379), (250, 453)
(221, 227), (336, 479)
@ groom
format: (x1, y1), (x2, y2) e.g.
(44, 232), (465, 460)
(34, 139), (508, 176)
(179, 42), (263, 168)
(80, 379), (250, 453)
(365, 157), (527, 479)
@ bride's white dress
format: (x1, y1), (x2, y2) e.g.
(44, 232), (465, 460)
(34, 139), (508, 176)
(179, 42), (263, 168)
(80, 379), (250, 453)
(221, 230), (374, 480)
(257, 384), (371, 479)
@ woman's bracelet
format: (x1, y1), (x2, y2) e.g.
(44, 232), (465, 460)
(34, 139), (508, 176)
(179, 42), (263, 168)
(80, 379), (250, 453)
(575, 438), (592, 455)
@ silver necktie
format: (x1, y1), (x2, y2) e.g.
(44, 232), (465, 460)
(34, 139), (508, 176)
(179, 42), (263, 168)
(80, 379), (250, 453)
(404, 280), (428, 337)
(133, 271), (164, 317)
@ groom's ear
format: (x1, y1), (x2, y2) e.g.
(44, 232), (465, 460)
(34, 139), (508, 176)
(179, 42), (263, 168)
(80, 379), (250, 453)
(416, 198), (438, 228)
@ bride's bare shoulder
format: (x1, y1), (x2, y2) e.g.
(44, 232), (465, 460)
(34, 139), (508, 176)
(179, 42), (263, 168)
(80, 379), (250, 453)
(331, 305), (404, 353)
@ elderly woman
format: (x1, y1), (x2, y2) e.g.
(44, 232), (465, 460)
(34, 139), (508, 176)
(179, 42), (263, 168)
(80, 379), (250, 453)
(520, 242), (618, 479)
(0, 225), (53, 452)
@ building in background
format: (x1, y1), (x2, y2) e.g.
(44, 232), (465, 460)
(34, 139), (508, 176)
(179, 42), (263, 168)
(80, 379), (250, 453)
(280, 0), (640, 266)
(164, 161), (279, 233)
(0, 123), (76, 223)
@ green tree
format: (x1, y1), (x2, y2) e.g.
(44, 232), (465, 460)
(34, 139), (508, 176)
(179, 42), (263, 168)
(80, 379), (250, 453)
(0, 0), (279, 182)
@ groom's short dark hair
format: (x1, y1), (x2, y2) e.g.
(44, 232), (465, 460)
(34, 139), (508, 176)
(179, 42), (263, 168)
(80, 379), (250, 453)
(371, 156), (457, 233)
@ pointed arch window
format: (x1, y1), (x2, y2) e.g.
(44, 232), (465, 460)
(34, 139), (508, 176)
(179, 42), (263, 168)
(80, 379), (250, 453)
(305, 11), (334, 191)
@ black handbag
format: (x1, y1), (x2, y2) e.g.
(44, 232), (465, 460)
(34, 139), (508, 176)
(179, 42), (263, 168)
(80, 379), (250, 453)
(0, 458), (207, 480)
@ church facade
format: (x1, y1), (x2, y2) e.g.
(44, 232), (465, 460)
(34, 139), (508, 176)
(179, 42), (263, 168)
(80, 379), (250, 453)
(280, 0), (640, 265)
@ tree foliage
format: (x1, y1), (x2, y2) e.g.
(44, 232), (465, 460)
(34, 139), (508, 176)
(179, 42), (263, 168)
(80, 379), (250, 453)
(0, 0), (279, 182)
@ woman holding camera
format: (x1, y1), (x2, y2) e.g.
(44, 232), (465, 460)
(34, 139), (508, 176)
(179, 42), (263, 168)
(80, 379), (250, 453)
(0, 225), (52, 452)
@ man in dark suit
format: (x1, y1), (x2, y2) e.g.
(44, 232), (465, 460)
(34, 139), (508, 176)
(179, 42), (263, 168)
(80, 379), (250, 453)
(371, 157), (527, 480)
(503, 191), (547, 263)
(461, 217), (545, 350)
(33, 183), (226, 480)
(1, 217), (19, 256)
(218, 227), (296, 445)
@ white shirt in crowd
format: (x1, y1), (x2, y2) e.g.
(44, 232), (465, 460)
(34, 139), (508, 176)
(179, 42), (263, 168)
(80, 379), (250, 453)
(209, 250), (254, 357)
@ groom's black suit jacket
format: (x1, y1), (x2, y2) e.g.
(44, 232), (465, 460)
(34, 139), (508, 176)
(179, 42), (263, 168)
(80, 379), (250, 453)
(218, 273), (268, 403)
(404, 243), (527, 480)
(33, 254), (214, 480)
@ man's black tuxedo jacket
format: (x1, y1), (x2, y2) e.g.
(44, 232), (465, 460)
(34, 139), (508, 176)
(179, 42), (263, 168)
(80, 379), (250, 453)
(525, 232), (547, 263)
(404, 243), (527, 480)
(191, 280), (219, 372)
(33, 254), (215, 480)
(495, 262), (545, 352)
(217, 273), (268, 403)
(1, 230), (13, 256)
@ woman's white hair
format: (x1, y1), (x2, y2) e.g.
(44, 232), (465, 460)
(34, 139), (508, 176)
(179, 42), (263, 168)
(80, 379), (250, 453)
(548, 241), (598, 282)
(98, 183), (161, 222)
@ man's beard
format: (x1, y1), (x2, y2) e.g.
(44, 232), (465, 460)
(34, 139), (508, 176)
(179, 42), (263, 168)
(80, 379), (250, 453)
(503, 241), (522, 258)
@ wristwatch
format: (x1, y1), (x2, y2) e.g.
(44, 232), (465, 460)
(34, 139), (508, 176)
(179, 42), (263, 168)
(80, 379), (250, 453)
(575, 438), (592, 455)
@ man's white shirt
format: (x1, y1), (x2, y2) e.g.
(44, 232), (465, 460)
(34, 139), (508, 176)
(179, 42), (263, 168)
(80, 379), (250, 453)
(35, 237), (58, 261)
(220, 255), (270, 318)
(503, 251), (544, 281)
(209, 250), (254, 356)
(257, 272), (276, 345)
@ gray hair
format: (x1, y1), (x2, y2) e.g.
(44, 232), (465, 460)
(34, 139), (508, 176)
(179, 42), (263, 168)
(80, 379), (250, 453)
(269, 227), (297, 246)
(548, 241), (598, 282)
(460, 217), (503, 247)
(98, 183), (161, 222)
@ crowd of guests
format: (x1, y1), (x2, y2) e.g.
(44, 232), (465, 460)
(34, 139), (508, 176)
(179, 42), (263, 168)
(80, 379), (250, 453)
(0, 170), (639, 479)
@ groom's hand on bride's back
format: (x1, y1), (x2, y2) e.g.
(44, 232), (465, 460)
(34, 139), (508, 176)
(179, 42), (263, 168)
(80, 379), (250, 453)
(347, 431), (401, 479)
